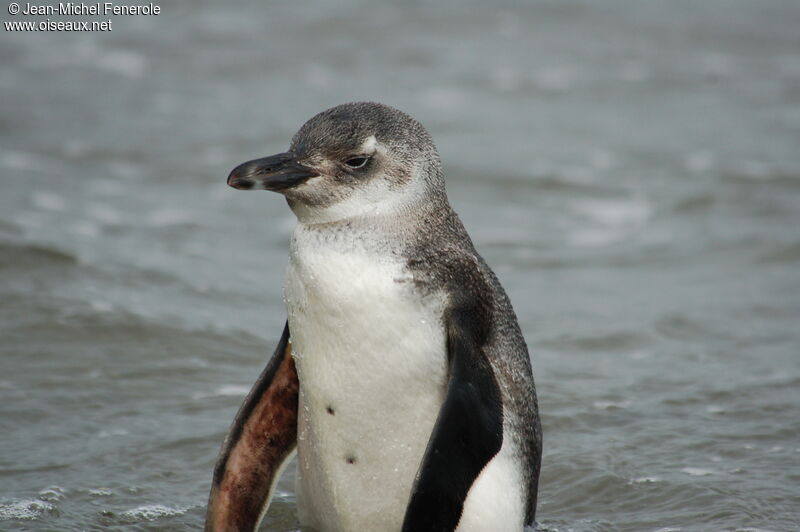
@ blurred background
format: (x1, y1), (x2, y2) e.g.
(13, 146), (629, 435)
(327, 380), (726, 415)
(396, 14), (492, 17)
(1, 1), (799, 530)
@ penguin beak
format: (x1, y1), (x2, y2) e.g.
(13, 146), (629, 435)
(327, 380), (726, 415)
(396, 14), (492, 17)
(227, 152), (319, 191)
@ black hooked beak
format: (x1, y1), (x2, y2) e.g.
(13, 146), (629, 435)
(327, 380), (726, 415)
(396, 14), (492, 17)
(227, 152), (319, 191)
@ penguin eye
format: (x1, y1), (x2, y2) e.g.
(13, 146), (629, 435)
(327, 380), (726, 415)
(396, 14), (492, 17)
(344, 156), (369, 169)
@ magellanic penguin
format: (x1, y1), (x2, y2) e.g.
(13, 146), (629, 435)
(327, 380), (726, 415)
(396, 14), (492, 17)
(205, 102), (542, 532)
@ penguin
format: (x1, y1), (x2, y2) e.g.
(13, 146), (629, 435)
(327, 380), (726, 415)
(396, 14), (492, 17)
(205, 102), (542, 532)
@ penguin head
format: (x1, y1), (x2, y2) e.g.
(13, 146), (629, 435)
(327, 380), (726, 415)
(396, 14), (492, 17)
(227, 102), (444, 223)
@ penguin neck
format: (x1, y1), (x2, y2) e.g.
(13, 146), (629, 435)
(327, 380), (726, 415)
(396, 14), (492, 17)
(287, 182), (447, 229)
(288, 194), (451, 258)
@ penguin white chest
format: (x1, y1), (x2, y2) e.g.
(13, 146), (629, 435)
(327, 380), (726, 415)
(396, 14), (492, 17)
(285, 230), (447, 531)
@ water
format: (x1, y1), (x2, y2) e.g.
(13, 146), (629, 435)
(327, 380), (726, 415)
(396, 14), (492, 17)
(2, 1), (799, 530)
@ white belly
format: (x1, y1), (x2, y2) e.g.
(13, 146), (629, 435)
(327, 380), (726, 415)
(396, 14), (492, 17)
(285, 229), (447, 531)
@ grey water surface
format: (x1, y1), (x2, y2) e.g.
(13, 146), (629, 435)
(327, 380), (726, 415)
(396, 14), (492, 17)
(1, 1), (799, 531)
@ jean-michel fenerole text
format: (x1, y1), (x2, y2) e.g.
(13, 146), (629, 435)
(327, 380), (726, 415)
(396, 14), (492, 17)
(20, 2), (161, 16)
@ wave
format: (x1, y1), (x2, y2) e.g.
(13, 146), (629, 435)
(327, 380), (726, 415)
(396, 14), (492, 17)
(121, 504), (188, 522)
(0, 240), (78, 268)
(0, 498), (54, 521)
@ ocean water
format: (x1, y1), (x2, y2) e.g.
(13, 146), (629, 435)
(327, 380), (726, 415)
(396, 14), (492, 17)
(1, 1), (799, 530)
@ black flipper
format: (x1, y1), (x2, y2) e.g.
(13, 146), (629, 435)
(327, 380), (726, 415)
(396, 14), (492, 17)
(402, 307), (504, 532)
(205, 322), (298, 532)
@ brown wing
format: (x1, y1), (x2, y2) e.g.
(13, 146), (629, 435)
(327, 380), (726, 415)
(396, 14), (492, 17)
(205, 322), (298, 532)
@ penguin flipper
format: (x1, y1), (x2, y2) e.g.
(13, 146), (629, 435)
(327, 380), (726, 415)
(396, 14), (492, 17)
(402, 308), (504, 532)
(205, 321), (298, 532)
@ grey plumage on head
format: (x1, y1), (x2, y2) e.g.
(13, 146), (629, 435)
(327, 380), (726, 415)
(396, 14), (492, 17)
(227, 101), (451, 221)
(291, 102), (445, 191)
